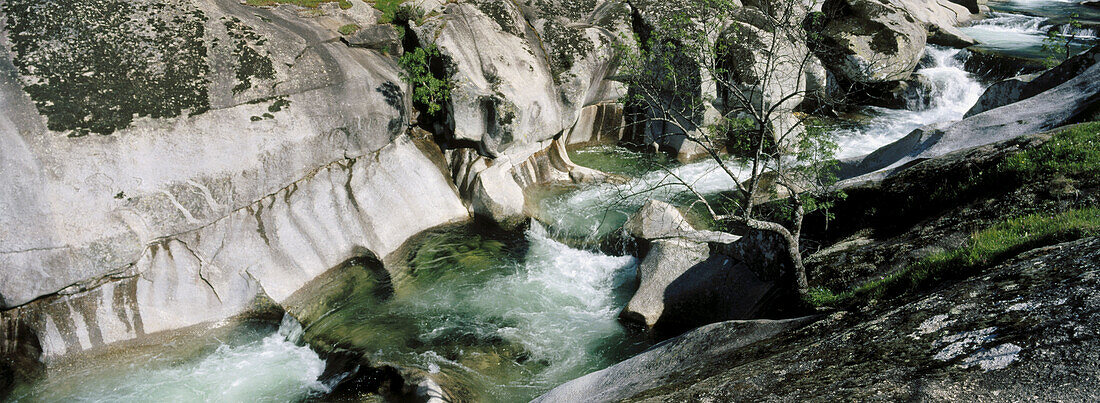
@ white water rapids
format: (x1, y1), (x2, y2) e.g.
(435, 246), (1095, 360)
(833, 46), (985, 159)
(962, 2), (1099, 58)
(10, 315), (327, 402)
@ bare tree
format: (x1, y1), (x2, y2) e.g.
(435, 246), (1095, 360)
(615, 0), (842, 298)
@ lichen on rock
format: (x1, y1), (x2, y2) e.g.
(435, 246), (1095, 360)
(3, 0), (213, 136)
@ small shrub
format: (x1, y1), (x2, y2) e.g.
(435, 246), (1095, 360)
(398, 44), (453, 116)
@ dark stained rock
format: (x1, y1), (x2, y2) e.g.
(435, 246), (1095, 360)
(962, 47), (1048, 81)
(603, 236), (1100, 401)
(813, 0), (928, 83)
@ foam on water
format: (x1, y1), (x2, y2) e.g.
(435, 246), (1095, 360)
(964, 1), (1100, 57)
(11, 315), (327, 402)
(486, 224), (638, 380)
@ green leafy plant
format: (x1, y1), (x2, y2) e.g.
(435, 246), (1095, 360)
(1042, 14), (1084, 67)
(398, 44), (453, 116)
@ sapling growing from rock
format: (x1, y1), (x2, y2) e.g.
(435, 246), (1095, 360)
(614, 0), (843, 298)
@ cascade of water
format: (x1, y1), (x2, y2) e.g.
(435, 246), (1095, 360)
(962, 5), (1100, 57)
(833, 46), (985, 159)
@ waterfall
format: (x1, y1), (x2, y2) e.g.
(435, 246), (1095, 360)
(833, 46), (984, 159)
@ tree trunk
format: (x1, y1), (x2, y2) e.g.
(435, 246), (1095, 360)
(742, 217), (810, 299)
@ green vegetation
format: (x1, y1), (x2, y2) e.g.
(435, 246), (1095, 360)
(924, 122), (1100, 204)
(1042, 14), (1084, 67)
(398, 44), (453, 116)
(245, 0), (353, 9)
(338, 23), (361, 35)
(1001, 122), (1100, 178)
(371, 0), (430, 25)
(808, 208), (1100, 307)
(372, 0), (406, 24)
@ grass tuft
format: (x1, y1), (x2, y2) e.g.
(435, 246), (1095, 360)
(338, 23), (360, 35)
(1000, 122), (1100, 177)
(809, 207), (1100, 307)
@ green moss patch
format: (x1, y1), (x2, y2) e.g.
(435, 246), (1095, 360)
(337, 23), (361, 35)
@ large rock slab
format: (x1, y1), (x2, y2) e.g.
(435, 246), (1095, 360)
(0, 0), (470, 361)
(815, 0), (929, 83)
(963, 72), (1040, 118)
(586, 237), (1100, 401)
(892, 0), (976, 47)
(966, 45), (1100, 118)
